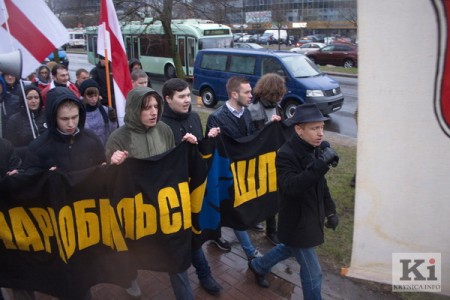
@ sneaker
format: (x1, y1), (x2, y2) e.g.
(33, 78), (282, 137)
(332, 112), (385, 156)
(251, 222), (265, 232)
(266, 232), (280, 245)
(248, 249), (263, 261)
(199, 275), (223, 295)
(125, 279), (142, 298)
(210, 237), (231, 252)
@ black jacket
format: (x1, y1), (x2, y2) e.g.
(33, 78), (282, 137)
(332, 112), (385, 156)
(206, 104), (256, 139)
(5, 85), (47, 158)
(0, 137), (21, 178)
(276, 134), (336, 248)
(23, 87), (105, 173)
(161, 102), (203, 144)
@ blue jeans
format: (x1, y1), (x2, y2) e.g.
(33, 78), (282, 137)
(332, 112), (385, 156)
(191, 247), (211, 279)
(251, 244), (322, 300)
(169, 271), (194, 300)
(233, 229), (256, 258)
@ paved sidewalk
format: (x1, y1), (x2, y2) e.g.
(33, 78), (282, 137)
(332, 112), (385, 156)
(24, 225), (399, 300)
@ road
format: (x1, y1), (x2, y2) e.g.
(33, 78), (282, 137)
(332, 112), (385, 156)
(68, 52), (358, 138)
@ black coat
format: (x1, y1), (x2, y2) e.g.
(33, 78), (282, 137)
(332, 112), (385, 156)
(161, 102), (203, 144)
(0, 137), (21, 177)
(206, 104), (256, 139)
(276, 134), (336, 248)
(23, 87), (105, 173)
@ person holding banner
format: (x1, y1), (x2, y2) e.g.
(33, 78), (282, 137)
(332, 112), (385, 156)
(248, 73), (286, 246)
(248, 103), (339, 300)
(106, 86), (197, 300)
(206, 76), (262, 261)
(23, 87), (105, 174)
(161, 78), (222, 295)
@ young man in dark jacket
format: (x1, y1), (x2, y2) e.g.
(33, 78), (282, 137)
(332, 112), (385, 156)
(205, 76), (261, 261)
(24, 86), (106, 173)
(248, 103), (339, 300)
(161, 78), (222, 295)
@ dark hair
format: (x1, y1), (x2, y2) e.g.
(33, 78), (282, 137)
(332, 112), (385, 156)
(75, 68), (88, 77)
(141, 92), (162, 110)
(253, 73), (286, 103)
(162, 78), (189, 99)
(51, 64), (68, 77)
(226, 76), (250, 97)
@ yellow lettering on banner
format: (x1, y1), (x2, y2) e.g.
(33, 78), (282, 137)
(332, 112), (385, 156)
(58, 206), (76, 259)
(29, 208), (54, 253)
(178, 182), (192, 230)
(231, 152), (278, 207)
(0, 211), (17, 249)
(258, 152), (277, 194)
(116, 197), (136, 239)
(99, 199), (128, 251)
(135, 193), (157, 239)
(158, 187), (182, 234)
(10, 207), (44, 252)
(190, 180), (206, 214)
(74, 200), (100, 251)
(231, 159), (257, 206)
(47, 208), (67, 262)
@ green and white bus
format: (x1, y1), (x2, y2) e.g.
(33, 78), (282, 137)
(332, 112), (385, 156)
(85, 19), (233, 78)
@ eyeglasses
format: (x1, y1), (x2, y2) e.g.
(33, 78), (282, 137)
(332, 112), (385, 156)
(26, 96), (40, 100)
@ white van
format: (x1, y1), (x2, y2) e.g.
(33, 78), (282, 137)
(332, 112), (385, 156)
(259, 29), (287, 44)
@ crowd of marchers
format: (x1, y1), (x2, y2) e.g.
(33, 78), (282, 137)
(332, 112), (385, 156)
(0, 56), (340, 300)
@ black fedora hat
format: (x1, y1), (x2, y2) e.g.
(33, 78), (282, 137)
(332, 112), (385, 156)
(285, 103), (329, 126)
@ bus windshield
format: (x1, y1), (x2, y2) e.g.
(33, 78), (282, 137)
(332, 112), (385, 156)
(199, 37), (233, 50)
(281, 55), (322, 78)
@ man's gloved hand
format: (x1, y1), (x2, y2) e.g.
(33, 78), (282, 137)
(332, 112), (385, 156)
(319, 147), (339, 167)
(325, 214), (339, 230)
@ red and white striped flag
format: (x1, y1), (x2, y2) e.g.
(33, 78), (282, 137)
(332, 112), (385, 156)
(0, 0), (69, 78)
(98, 0), (132, 125)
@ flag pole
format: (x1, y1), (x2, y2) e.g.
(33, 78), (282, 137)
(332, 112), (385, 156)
(104, 49), (113, 108)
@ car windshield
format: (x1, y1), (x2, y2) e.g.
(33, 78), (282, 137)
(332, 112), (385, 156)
(281, 55), (321, 77)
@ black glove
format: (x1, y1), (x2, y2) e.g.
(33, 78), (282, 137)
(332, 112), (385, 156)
(108, 107), (117, 122)
(319, 147), (339, 167)
(325, 214), (339, 230)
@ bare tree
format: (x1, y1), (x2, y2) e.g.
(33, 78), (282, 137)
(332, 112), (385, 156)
(270, 2), (286, 50)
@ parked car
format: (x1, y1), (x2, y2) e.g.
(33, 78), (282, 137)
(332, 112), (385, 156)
(247, 34), (260, 43)
(45, 48), (69, 68)
(295, 36), (316, 47)
(233, 42), (264, 49)
(238, 35), (251, 42)
(258, 32), (275, 44)
(290, 42), (326, 55)
(306, 43), (357, 68)
(192, 48), (344, 118)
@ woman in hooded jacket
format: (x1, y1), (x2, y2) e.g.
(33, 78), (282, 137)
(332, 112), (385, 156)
(5, 85), (47, 159)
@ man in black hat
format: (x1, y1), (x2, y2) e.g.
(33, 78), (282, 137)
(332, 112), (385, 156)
(248, 103), (339, 300)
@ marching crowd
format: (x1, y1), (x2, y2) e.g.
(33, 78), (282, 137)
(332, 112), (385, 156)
(0, 56), (339, 300)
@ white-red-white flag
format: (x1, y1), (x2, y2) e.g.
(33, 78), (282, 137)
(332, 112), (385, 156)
(98, 0), (132, 125)
(0, 0), (69, 78)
